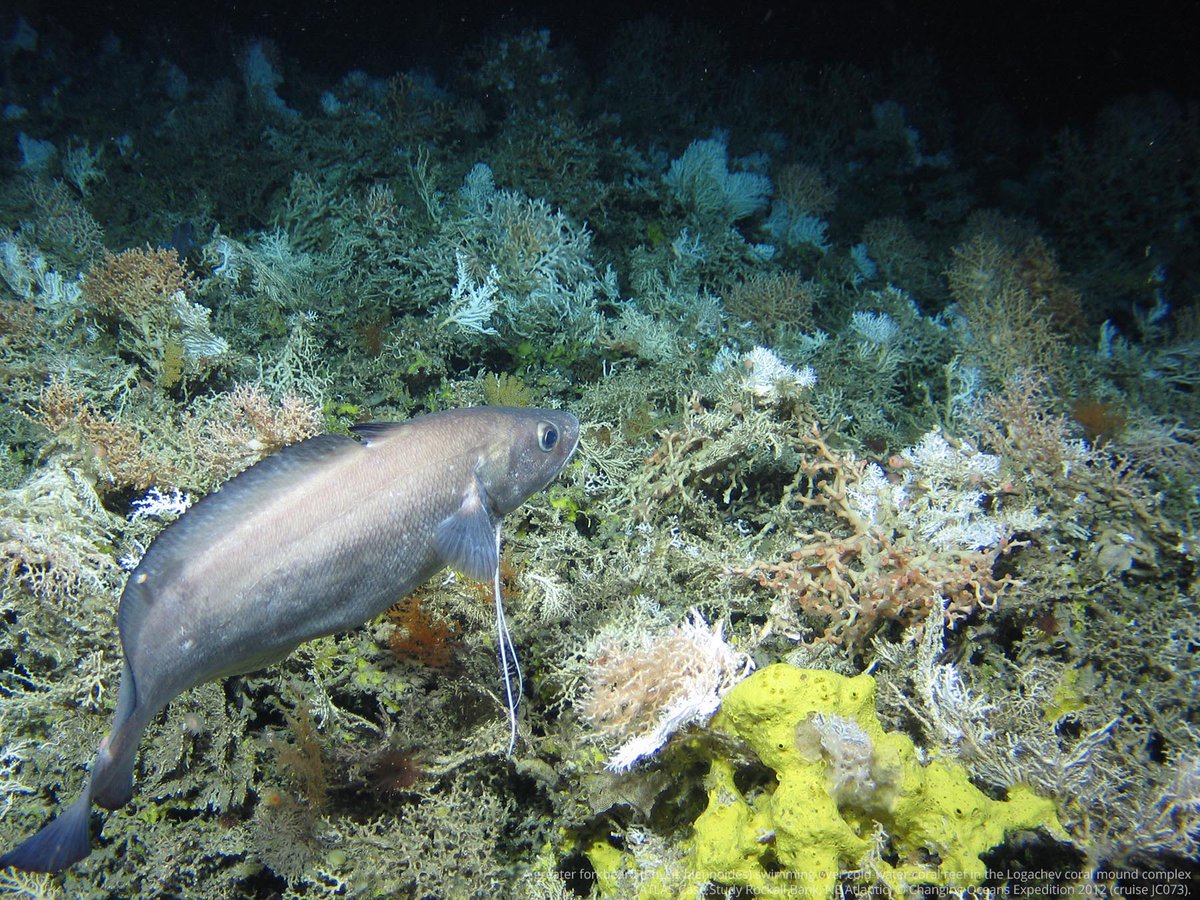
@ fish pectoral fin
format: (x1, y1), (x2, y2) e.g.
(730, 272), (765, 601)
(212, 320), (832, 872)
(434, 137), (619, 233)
(434, 479), (498, 583)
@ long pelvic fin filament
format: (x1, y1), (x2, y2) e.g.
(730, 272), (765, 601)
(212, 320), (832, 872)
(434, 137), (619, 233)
(494, 525), (522, 756)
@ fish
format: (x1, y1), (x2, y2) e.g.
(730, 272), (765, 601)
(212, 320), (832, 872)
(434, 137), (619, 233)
(0, 405), (580, 874)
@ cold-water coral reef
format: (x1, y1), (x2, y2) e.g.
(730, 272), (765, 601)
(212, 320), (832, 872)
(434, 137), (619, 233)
(0, 7), (1198, 899)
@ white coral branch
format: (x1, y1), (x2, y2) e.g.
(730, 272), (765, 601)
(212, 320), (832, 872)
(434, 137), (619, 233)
(441, 251), (500, 335)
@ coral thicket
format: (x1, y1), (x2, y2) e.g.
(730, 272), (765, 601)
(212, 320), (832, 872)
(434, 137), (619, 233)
(1, 6), (1197, 898)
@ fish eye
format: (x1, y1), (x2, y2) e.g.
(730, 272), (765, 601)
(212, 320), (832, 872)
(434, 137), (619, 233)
(537, 422), (559, 451)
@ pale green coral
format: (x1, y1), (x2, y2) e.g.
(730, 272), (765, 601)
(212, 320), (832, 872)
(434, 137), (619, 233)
(589, 664), (1063, 899)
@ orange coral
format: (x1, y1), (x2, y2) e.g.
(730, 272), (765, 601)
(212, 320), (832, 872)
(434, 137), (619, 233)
(776, 162), (837, 216)
(35, 380), (323, 495)
(739, 423), (1009, 650)
(1072, 397), (1126, 444)
(188, 383), (324, 486)
(467, 555), (520, 608)
(274, 701), (329, 809)
(946, 235), (1068, 383)
(211, 383), (323, 455)
(861, 216), (936, 294)
(384, 595), (460, 668)
(363, 745), (427, 796)
(725, 270), (822, 341)
(0, 298), (37, 345)
(970, 371), (1078, 497)
(745, 529), (1007, 649)
(1015, 237), (1087, 338)
(82, 246), (195, 320)
(35, 378), (172, 491)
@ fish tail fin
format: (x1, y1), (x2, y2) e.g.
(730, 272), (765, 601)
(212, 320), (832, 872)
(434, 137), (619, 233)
(0, 786), (96, 874)
(0, 664), (142, 873)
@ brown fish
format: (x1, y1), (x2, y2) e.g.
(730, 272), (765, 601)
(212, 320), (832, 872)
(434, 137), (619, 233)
(1, 406), (579, 873)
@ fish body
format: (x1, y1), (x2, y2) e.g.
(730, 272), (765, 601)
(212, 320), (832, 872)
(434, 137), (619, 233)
(1, 406), (579, 873)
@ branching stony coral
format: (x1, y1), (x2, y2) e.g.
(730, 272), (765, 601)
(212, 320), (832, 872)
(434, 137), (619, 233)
(1134, 754), (1200, 862)
(0, 738), (34, 823)
(0, 867), (62, 898)
(629, 378), (804, 522)
(271, 171), (358, 254)
(321, 768), (519, 896)
(187, 383), (324, 484)
(0, 457), (127, 859)
(971, 370), (1183, 568)
(741, 422), (1014, 649)
(15, 179), (105, 270)
(970, 370), (1083, 491)
(663, 136), (772, 223)
(441, 250), (501, 335)
(853, 430), (1046, 551)
(739, 345), (817, 402)
(947, 234), (1069, 384)
(81, 246), (228, 387)
(488, 191), (594, 289)
(872, 604), (1200, 876)
(871, 603), (995, 760)
(723, 270), (822, 342)
(33, 379), (322, 496)
(246, 230), (321, 309)
(61, 139), (105, 198)
(449, 163), (602, 344)
(0, 237), (83, 328)
(261, 312), (333, 403)
(0, 455), (122, 606)
(599, 303), (680, 365)
(34, 379), (171, 493)
(83, 246), (194, 320)
(789, 285), (958, 449)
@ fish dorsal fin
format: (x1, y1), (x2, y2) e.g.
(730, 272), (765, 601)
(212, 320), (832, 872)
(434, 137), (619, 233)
(349, 420), (410, 446)
(125, 434), (361, 591)
(434, 476), (499, 582)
